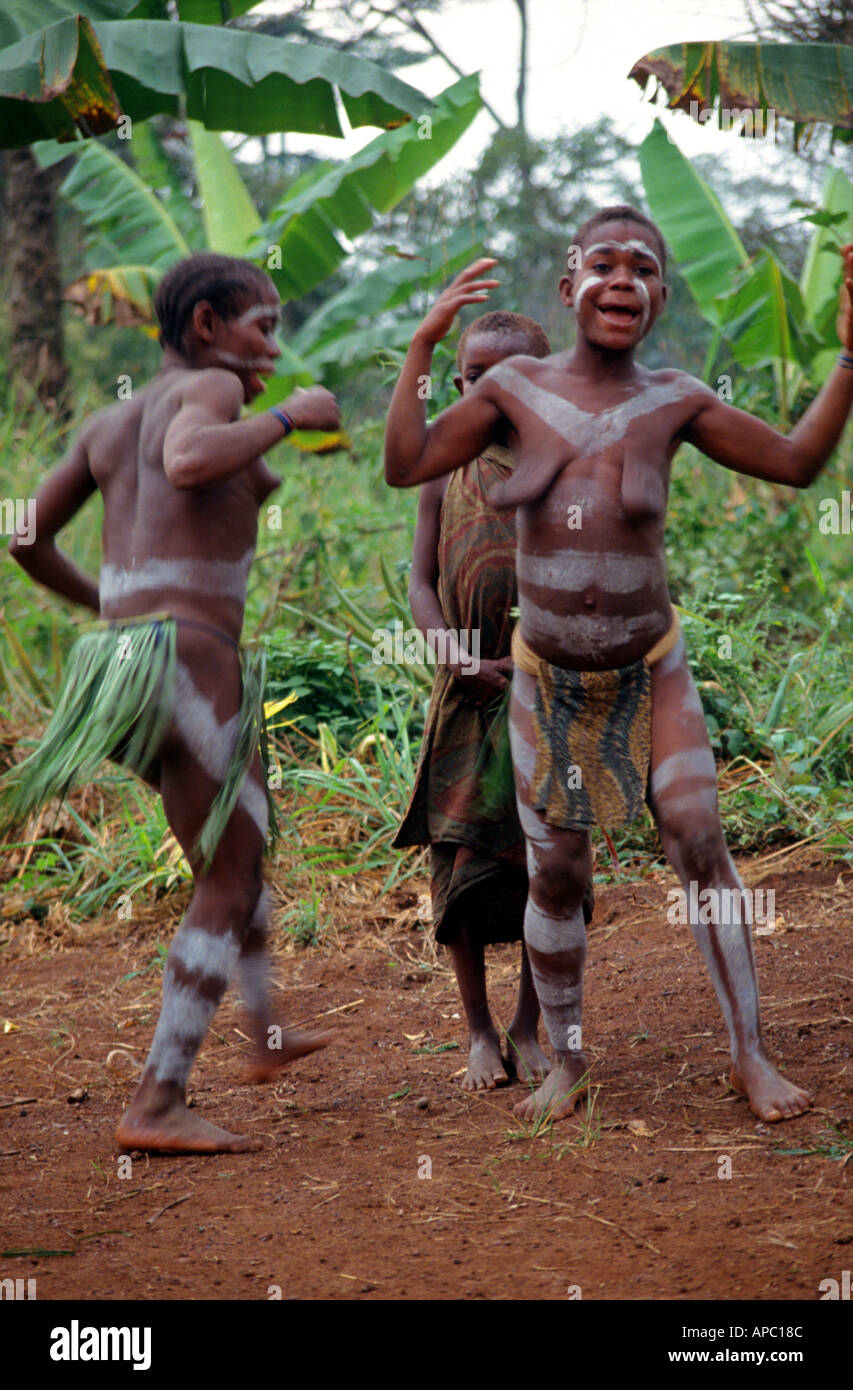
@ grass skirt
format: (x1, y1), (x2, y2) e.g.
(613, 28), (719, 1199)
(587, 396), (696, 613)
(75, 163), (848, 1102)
(1, 616), (276, 867)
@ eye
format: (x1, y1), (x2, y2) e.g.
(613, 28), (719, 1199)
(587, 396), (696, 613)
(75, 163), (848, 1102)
(634, 264), (654, 277)
(590, 261), (611, 274)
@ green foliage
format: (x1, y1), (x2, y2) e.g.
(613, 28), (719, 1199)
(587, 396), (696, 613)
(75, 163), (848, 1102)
(630, 40), (853, 146)
(263, 632), (372, 741)
(259, 75), (481, 302)
(0, 13), (433, 146)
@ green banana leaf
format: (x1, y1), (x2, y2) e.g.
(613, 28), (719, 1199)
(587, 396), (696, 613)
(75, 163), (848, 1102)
(128, 1), (257, 21)
(34, 134), (192, 321)
(0, 0), (136, 48)
(258, 74), (481, 302)
(629, 41), (853, 144)
(0, 14), (434, 147)
(188, 120), (261, 257)
(714, 252), (821, 372)
(638, 119), (746, 325)
(291, 223), (487, 363)
(800, 168), (853, 384)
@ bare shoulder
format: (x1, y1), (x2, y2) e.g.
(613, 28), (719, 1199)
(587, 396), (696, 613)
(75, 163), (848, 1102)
(178, 366), (244, 413)
(645, 366), (715, 405)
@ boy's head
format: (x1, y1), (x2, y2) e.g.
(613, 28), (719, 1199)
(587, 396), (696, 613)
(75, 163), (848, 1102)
(154, 253), (281, 400)
(560, 206), (668, 350)
(455, 310), (551, 395)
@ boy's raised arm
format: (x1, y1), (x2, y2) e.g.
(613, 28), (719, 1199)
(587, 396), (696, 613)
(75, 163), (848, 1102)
(164, 372), (339, 490)
(683, 245), (853, 488)
(9, 429), (100, 612)
(385, 259), (504, 487)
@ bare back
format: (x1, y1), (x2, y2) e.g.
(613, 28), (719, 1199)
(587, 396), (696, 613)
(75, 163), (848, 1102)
(89, 367), (278, 641)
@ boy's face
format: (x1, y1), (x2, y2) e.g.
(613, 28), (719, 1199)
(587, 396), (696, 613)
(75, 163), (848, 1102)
(559, 221), (667, 350)
(455, 330), (536, 395)
(195, 285), (282, 401)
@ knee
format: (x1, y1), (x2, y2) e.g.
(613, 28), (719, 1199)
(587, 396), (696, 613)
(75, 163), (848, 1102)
(527, 837), (589, 915)
(197, 862), (264, 929)
(664, 813), (728, 883)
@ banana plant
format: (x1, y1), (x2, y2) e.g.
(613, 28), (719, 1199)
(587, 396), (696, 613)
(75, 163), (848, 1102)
(629, 40), (853, 147)
(33, 73), (481, 395)
(0, 2), (431, 147)
(638, 119), (852, 413)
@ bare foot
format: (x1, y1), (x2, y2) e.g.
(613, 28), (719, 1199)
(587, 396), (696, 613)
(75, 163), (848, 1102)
(245, 1027), (334, 1083)
(461, 1032), (509, 1091)
(116, 1100), (262, 1154)
(504, 1030), (549, 1085)
(730, 1052), (812, 1122)
(514, 1052), (589, 1124)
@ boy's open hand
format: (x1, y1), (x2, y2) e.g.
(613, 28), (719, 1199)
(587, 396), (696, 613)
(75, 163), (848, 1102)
(415, 258), (500, 346)
(283, 385), (341, 432)
(838, 244), (853, 352)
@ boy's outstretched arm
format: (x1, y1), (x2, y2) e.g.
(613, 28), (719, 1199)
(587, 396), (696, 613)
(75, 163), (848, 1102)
(8, 427), (100, 612)
(385, 259), (504, 487)
(683, 244), (853, 488)
(164, 373), (339, 489)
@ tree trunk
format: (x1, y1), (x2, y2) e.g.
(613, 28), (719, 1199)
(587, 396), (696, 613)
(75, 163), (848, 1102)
(4, 148), (70, 416)
(514, 0), (533, 202)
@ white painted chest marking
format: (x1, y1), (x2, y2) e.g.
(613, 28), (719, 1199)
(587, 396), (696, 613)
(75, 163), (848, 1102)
(488, 363), (693, 457)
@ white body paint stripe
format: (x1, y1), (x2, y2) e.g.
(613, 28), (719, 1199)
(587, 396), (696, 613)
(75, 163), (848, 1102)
(518, 602), (663, 657)
(517, 550), (661, 594)
(650, 746), (718, 797)
(173, 662), (268, 840)
(170, 924), (239, 979)
(100, 551), (253, 605)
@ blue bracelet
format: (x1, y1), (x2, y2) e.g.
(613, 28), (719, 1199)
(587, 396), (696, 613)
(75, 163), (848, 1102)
(839, 352), (853, 369)
(269, 405), (295, 435)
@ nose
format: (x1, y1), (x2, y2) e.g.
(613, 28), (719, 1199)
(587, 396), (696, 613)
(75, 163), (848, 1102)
(267, 335), (281, 359)
(608, 263), (634, 291)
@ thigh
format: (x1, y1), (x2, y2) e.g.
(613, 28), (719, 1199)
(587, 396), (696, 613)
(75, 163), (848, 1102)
(509, 668), (591, 905)
(648, 632), (724, 853)
(158, 630), (267, 890)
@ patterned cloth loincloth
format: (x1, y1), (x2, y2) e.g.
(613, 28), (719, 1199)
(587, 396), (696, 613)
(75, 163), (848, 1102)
(511, 613), (680, 832)
(0, 613), (277, 867)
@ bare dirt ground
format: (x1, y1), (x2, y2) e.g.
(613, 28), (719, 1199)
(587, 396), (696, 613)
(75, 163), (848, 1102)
(1, 849), (850, 1302)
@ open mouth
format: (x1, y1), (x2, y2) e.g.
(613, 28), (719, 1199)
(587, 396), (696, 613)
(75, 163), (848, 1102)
(597, 304), (640, 326)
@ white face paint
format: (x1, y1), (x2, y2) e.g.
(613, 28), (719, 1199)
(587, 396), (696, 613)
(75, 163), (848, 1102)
(583, 240), (660, 334)
(632, 275), (650, 334)
(236, 303), (281, 327)
(573, 274), (603, 316)
(214, 350), (276, 372)
(100, 551), (253, 605)
(622, 239), (663, 276)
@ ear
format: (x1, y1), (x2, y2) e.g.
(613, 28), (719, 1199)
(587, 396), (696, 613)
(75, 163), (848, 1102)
(191, 300), (218, 345)
(453, 373), (463, 395)
(558, 274), (575, 308)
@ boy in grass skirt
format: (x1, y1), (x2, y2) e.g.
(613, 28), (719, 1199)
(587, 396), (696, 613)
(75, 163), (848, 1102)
(4, 253), (339, 1154)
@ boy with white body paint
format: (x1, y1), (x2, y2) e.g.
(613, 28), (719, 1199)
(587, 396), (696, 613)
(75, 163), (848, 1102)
(5, 253), (340, 1154)
(386, 207), (853, 1125)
